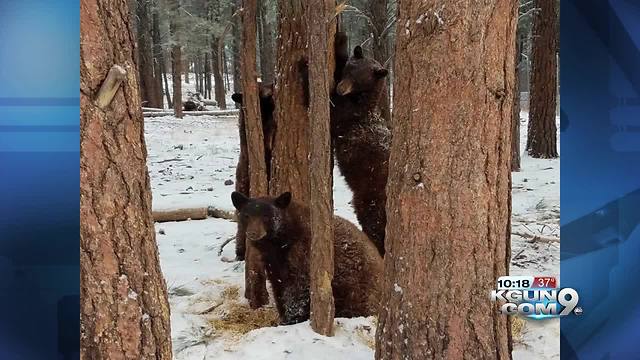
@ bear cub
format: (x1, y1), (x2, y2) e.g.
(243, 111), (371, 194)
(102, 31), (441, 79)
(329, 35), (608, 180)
(331, 45), (391, 256)
(231, 83), (276, 260)
(231, 191), (382, 325)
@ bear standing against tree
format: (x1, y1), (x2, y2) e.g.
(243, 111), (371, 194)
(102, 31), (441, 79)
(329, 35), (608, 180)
(331, 45), (391, 256)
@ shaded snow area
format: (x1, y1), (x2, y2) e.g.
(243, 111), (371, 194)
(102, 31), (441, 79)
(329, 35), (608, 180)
(145, 98), (559, 359)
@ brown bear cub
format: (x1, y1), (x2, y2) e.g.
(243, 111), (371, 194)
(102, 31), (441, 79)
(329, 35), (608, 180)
(331, 46), (391, 256)
(231, 191), (382, 325)
(231, 83), (276, 260)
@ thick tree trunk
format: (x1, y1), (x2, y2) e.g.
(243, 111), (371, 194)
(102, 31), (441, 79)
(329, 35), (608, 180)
(258, 0), (275, 84)
(527, 0), (558, 158)
(307, 0), (336, 336)
(152, 5), (164, 108)
(375, 1), (516, 359)
(270, 1), (309, 202)
(512, 29), (523, 172)
(369, 0), (392, 126)
(136, 0), (160, 108)
(80, 0), (172, 358)
(239, 0), (269, 309)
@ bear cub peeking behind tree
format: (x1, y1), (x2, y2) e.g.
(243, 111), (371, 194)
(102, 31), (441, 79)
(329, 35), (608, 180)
(231, 191), (382, 325)
(331, 45), (391, 256)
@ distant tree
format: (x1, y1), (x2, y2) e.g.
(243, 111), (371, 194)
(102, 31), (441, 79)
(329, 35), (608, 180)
(80, 0), (172, 357)
(369, 0), (392, 126)
(527, 0), (558, 158)
(168, 0), (183, 117)
(152, 1), (165, 107)
(375, 0), (516, 358)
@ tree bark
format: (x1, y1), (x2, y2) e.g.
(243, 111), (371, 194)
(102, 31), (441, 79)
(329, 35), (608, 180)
(169, 0), (183, 118)
(212, 37), (227, 109)
(271, 1), (309, 202)
(162, 54), (172, 108)
(80, 0), (172, 358)
(375, 0), (516, 359)
(240, 0), (269, 309)
(205, 52), (212, 99)
(369, 0), (392, 126)
(258, 0), (275, 84)
(527, 0), (558, 158)
(307, 0), (335, 336)
(136, 0), (160, 108)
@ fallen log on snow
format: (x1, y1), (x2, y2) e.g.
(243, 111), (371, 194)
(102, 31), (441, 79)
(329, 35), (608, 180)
(143, 110), (239, 118)
(153, 206), (236, 222)
(203, 99), (217, 106)
(142, 107), (165, 112)
(512, 231), (560, 243)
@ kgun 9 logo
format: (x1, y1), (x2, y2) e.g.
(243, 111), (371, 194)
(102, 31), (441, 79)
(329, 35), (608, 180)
(490, 276), (582, 319)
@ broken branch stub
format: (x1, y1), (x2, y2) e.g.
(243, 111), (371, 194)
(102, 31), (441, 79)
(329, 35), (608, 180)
(96, 65), (127, 109)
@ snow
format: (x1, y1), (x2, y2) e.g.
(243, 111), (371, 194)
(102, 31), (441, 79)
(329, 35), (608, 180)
(145, 83), (559, 359)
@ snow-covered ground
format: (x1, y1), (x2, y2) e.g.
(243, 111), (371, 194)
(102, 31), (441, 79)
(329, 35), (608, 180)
(145, 84), (559, 359)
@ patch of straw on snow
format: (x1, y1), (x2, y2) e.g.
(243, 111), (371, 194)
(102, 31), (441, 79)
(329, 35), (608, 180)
(208, 302), (280, 336)
(511, 316), (526, 342)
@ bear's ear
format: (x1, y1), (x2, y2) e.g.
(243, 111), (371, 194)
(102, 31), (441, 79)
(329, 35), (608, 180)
(231, 93), (243, 104)
(274, 192), (292, 209)
(231, 191), (250, 210)
(374, 68), (388, 78)
(353, 46), (364, 59)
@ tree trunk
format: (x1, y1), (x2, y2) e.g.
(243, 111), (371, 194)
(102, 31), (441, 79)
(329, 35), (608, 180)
(152, 4), (164, 108)
(307, 0), (336, 336)
(258, 0), (275, 84)
(162, 55), (172, 108)
(527, 0), (558, 158)
(136, 0), (159, 108)
(169, 0), (183, 118)
(185, 58), (190, 84)
(375, 0), (516, 359)
(205, 52), (212, 99)
(270, 1), (309, 202)
(224, 49), (230, 91)
(212, 39), (227, 110)
(232, 0), (242, 96)
(512, 29), (523, 172)
(239, 0), (269, 309)
(369, 0), (392, 127)
(80, 0), (172, 358)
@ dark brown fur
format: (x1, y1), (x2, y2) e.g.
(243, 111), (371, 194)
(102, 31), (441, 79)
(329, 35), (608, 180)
(231, 192), (382, 325)
(232, 83), (276, 260)
(331, 47), (390, 256)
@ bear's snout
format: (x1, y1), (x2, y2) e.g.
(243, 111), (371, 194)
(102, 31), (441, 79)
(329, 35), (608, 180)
(336, 79), (354, 95)
(246, 217), (267, 241)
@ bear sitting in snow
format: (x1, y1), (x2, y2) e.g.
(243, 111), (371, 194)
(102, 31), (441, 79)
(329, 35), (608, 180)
(331, 45), (391, 256)
(231, 83), (276, 260)
(231, 191), (383, 325)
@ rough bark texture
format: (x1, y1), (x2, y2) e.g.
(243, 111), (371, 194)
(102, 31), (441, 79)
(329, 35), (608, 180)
(80, 0), (172, 358)
(136, 0), (160, 108)
(375, 1), (515, 359)
(270, 1), (310, 203)
(240, 0), (269, 309)
(205, 52), (212, 99)
(370, 0), (392, 126)
(258, 0), (275, 84)
(511, 29), (522, 172)
(307, 0), (335, 336)
(213, 37), (227, 110)
(527, 0), (558, 158)
(169, 0), (183, 118)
